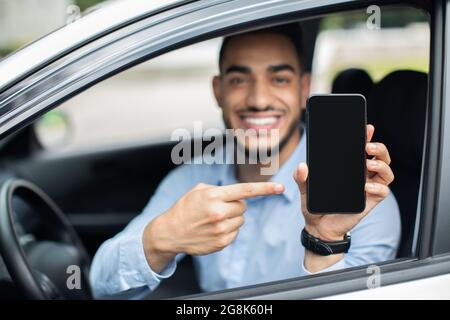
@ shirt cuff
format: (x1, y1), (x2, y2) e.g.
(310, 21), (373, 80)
(118, 225), (177, 292)
(301, 255), (347, 276)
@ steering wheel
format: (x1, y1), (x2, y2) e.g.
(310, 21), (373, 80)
(0, 179), (92, 300)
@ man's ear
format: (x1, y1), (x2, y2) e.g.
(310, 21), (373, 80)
(212, 75), (223, 109)
(300, 72), (311, 110)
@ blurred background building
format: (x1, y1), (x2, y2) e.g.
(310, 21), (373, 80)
(0, 0), (70, 53)
(0, 0), (106, 56)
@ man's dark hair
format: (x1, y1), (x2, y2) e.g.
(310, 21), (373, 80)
(218, 22), (305, 74)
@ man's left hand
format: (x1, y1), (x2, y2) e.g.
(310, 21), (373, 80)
(293, 124), (395, 272)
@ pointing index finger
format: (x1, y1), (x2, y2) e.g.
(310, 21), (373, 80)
(215, 182), (285, 201)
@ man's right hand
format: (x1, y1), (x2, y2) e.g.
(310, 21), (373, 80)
(143, 182), (285, 273)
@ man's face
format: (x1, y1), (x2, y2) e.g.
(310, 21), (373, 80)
(213, 32), (310, 155)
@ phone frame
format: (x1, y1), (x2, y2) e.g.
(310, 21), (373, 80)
(306, 93), (367, 214)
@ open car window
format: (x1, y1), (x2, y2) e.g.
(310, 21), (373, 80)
(23, 4), (429, 300)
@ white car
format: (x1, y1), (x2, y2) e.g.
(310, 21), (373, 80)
(0, 0), (448, 300)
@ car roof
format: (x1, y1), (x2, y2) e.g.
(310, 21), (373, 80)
(0, 0), (185, 91)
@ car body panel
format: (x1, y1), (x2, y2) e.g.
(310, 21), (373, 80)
(321, 273), (450, 299)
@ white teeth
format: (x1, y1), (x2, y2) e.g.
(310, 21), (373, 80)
(244, 117), (278, 125)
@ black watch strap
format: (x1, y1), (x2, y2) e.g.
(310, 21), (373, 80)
(301, 228), (351, 256)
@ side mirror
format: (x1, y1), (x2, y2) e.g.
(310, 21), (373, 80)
(34, 110), (72, 149)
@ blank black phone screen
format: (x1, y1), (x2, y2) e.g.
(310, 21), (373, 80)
(306, 94), (366, 213)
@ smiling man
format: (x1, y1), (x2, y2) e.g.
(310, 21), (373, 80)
(90, 23), (401, 297)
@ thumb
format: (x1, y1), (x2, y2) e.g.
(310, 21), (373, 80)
(367, 124), (375, 143)
(293, 162), (308, 196)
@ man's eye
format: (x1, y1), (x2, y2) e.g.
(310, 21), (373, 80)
(273, 77), (290, 84)
(230, 77), (246, 85)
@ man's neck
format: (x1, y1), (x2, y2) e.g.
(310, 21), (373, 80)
(236, 129), (301, 183)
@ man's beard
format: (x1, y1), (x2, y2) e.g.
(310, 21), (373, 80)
(223, 114), (301, 162)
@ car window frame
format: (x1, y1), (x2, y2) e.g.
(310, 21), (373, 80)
(431, 0), (450, 256)
(0, 0), (445, 299)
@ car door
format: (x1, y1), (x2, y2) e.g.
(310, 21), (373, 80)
(0, 0), (448, 300)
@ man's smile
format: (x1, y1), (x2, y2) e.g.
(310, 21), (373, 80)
(238, 111), (286, 131)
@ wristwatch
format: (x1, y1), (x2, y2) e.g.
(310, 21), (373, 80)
(301, 228), (351, 256)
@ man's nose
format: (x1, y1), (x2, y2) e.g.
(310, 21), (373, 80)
(245, 79), (274, 110)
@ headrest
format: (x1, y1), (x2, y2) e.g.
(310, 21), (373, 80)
(368, 70), (427, 172)
(331, 68), (374, 98)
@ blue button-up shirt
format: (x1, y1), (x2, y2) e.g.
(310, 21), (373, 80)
(90, 132), (401, 297)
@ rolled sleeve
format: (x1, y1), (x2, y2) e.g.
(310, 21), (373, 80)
(90, 164), (198, 297)
(118, 225), (177, 291)
(301, 256), (347, 276)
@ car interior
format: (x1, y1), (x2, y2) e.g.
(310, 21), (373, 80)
(0, 7), (429, 300)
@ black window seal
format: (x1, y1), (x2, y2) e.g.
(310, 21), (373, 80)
(178, 254), (450, 299)
(414, 0), (444, 260)
(431, 0), (450, 255)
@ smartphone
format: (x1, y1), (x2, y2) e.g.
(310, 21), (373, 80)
(306, 94), (367, 213)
